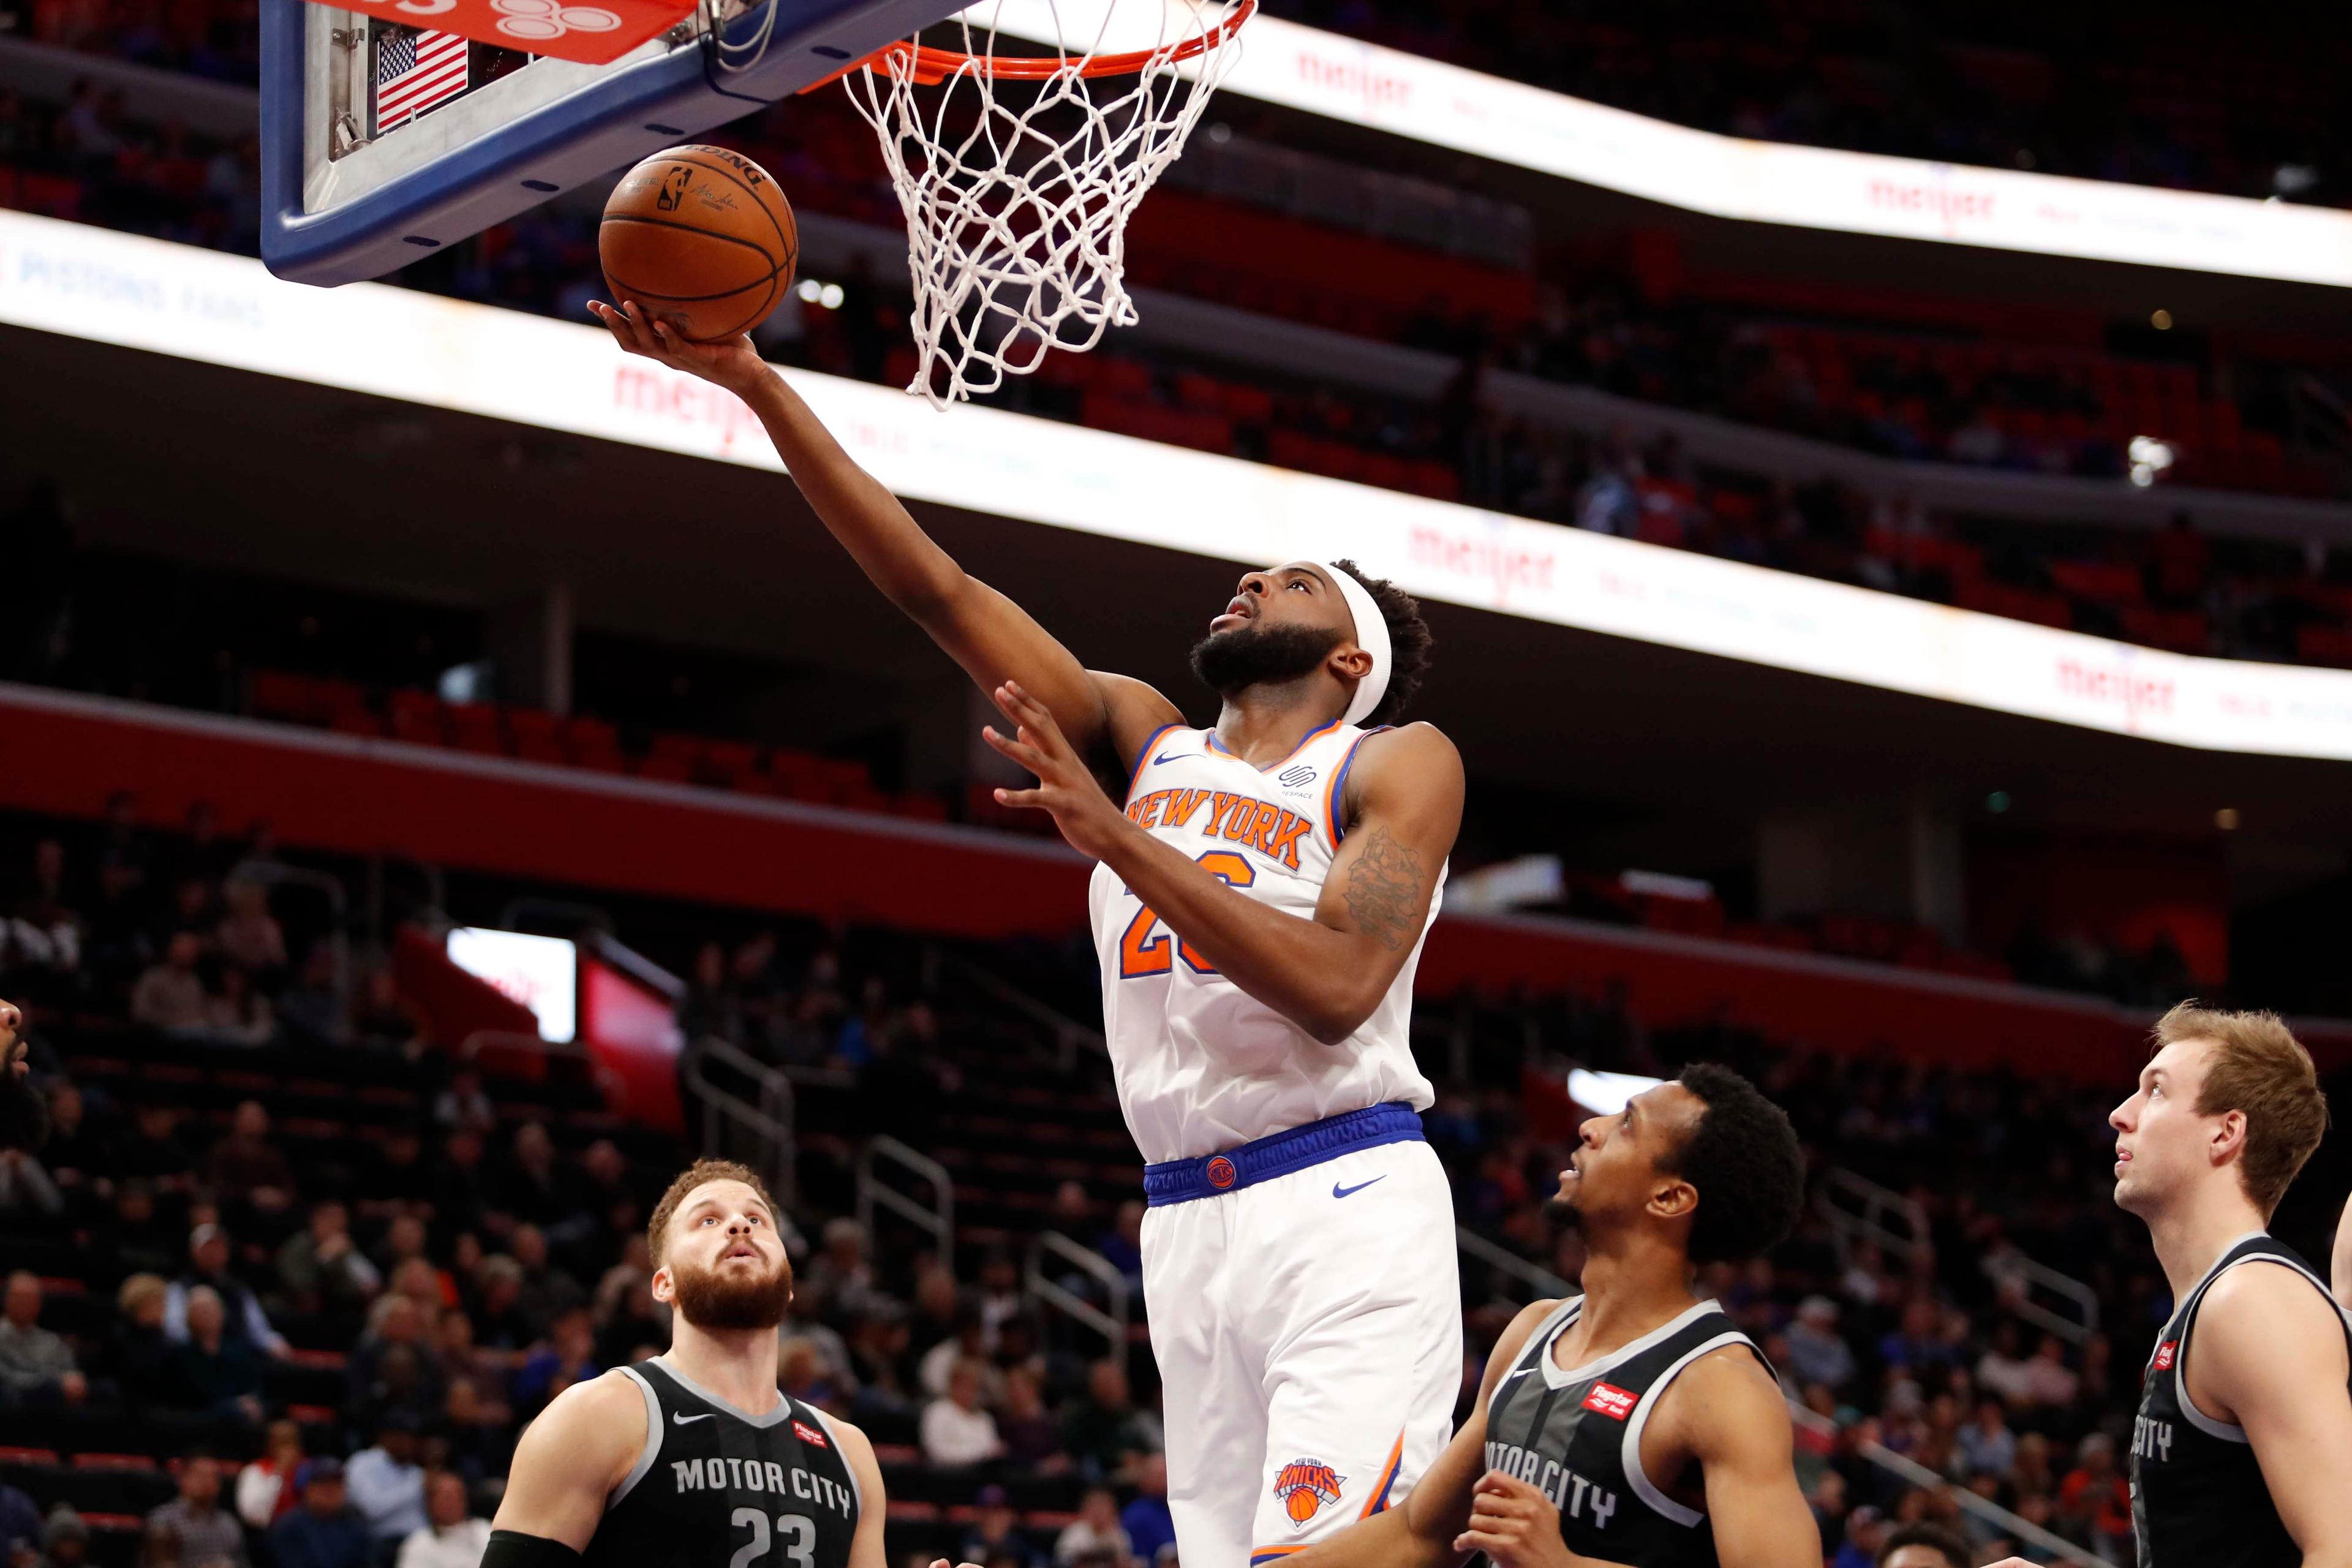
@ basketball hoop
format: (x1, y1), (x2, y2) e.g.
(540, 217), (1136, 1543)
(812, 0), (1254, 408)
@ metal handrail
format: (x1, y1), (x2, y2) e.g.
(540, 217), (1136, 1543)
(1786, 1403), (2099, 1567)
(857, 1134), (954, 1267)
(1816, 1167), (1929, 1261)
(944, 955), (1107, 1072)
(1819, 1166), (2098, 1345)
(229, 859), (351, 1028)
(1458, 1226), (1573, 1302)
(1025, 1230), (1130, 1356)
(682, 1035), (800, 1210)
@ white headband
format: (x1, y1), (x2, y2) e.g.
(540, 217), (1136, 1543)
(1306, 561), (1392, 728)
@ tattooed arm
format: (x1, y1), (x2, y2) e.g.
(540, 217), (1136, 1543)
(1076, 721), (1463, 1046)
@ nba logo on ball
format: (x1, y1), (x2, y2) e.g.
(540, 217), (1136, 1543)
(1273, 1459), (1345, 1525)
(1207, 1156), (1237, 1189)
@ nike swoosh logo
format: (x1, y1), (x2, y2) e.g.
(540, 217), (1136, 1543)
(1332, 1176), (1387, 1199)
(1500, 1366), (1533, 1381)
(673, 1412), (713, 1425)
(1153, 751), (1182, 765)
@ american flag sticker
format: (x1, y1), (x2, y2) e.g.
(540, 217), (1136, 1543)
(376, 28), (470, 130)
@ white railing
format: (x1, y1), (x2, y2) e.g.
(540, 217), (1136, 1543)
(1817, 1167), (2099, 1345)
(1025, 1230), (1132, 1357)
(1458, 1226), (1572, 1302)
(1787, 1404), (2100, 1567)
(943, 954), (1108, 1072)
(856, 1134), (955, 1268)
(682, 1035), (800, 1209)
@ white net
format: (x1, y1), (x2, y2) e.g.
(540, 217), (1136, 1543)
(842, 0), (1251, 408)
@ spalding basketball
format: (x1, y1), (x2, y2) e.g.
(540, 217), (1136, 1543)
(600, 145), (797, 343)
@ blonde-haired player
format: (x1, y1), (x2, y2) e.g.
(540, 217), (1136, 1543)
(1988, 1005), (2352, 1568)
(486, 1159), (978, 1568)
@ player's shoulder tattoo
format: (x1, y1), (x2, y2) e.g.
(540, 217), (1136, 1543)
(1343, 826), (1426, 951)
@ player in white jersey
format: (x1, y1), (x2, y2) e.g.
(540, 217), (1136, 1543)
(597, 306), (1466, 1568)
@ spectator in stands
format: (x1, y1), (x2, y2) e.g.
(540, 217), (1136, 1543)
(997, 1366), (1065, 1472)
(36, 1079), (102, 1195)
(1054, 1489), (1133, 1567)
(0, 1270), (85, 1406)
(510, 1305), (598, 1417)
(0, 1142), (62, 1223)
(801, 1217), (884, 1327)
(395, 1471), (487, 1568)
(111, 1272), (175, 1406)
(277, 946), (346, 1047)
(345, 1413), (429, 1549)
(2, 838), (83, 1006)
(2056, 1433), (2132, 1562)
(201, 1101), (294, 1213)
(1059, 1360), (1161, 1481)
(921, 1357), (1006, 1470)
(508, 1223), (586, 1335)
(494, 1123), (570, 1235)
(2016, 1332), (2081, 1411)
(235, 1419), (307, 1529)
(440, 1375), (515, 1486)
(203, 964), (274, 1045)
(466, 1256), (533, 1352)
(276, 1199), (382, 1330)
(214, 878), (285, 979)
(1094, 1202), (1144, 1296)
(130, 932), (209, 1030)
(431, 1067), (494, 1134)
(1785, 1295), (1857, 1392)
(1119, 1453), (1174, 1567)
(957, 1485), (1039, 1568)
(347, 1295), (444, 1432)
(166, 1223), (290, 1355)
(919, 1306), (997, 1401)
(36, 1504), (89, 1568)
(0, 1479), (42, 1565)
(118, 1107), (194, 1191)
(1875, 1521), (1968, 1568)
(268, 1461), (370, 1568)
(146, 1451), (247, 1568)
(165, 1284), (265, 1419)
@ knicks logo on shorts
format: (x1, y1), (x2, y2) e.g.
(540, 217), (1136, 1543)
(1207, 1156), (1237, 1189)
(2152, 1341), (2177, 1372)
(1272, 1458), (1345, 1526)
(1582, 1383), (1637, 1421)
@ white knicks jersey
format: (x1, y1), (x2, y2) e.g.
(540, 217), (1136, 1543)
(1087, 719), (1443, 1164)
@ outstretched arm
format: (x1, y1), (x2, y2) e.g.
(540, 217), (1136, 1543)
(987, 687), (1464, 1045)
(592, 304), (1180, 774)
(1287, 1298), (1561, 1568)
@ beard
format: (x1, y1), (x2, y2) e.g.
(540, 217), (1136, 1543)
(0, 1052), (46, 1153)
(669, 1253), (794, 1332)
(1541, 1192), (1583, 1229)
(1188, 621), (1342, 697)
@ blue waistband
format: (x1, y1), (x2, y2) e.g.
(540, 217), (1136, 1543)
(1142, 1102), (1423, 1207)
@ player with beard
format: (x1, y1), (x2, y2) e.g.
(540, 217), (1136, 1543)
(1980, 1005), (2351, 1568)
(486, 1160), (976, 1568)
(1288, 1066), (1814, 1568)
(0, 999), (45, 1153)
(598, 310), (1464, 1567)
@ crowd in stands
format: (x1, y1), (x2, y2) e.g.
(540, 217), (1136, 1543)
(1259, 0), (2352, 211)
(7, 797), (2332, 1568)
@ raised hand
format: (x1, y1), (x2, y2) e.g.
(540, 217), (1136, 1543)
(588, 299), (766, 394)
(982, 680), (1129, 861)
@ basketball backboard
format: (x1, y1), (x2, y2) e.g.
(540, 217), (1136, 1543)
(259, 0), (957, 285)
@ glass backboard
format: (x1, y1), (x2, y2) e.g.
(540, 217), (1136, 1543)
(259, 0), (956, 285)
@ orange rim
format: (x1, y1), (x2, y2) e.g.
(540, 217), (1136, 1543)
(801, 0), (1253, 91)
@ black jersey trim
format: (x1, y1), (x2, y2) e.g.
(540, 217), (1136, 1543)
(1536, 1297), (1720, 1392)
(609, 1366), (664, 1507)
(1621, 1330), (1757, 1528)
(650, 1354), (794, 1428)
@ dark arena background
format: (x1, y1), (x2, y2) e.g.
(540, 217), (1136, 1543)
(4, 0), (2352, 1565)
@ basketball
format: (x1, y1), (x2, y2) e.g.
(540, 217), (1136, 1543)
(600, 145), (798, 343)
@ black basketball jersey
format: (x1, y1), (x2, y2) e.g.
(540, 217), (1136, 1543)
(1479, 1296), (1769, 1568)
(2131, 1232), (2352, 1568)
(586, 1356), (861, 1568)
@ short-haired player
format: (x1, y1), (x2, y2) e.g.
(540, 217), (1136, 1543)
(1289, 1065), (1816, 1568)
(485, 1160), (977, 1568)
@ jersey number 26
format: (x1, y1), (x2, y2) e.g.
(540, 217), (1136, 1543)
(1118, 851), (1255, 978)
